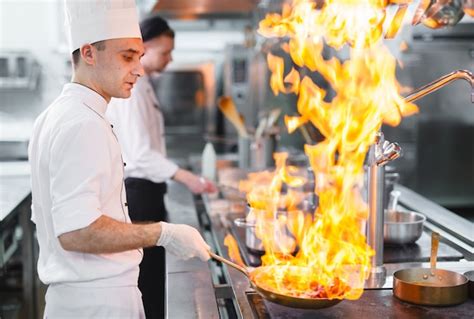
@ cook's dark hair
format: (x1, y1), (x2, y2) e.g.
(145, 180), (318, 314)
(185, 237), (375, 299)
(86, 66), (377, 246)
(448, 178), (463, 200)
(71, 41), (106, 67)
(140, 15), (175, 42)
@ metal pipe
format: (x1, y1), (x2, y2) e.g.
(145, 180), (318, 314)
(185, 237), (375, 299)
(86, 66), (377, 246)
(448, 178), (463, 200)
(366, 138), (388, 288)
(367, 162), (385, 267)
(404, 69), (474, 103)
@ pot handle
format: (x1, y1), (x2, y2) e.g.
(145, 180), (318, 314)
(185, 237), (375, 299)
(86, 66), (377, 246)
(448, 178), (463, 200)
(430, 232), (440, 276)
(234, 218), (256, 228)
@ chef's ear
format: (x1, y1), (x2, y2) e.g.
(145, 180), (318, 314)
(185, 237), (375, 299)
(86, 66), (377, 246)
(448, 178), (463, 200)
(80, 44), (96, 66)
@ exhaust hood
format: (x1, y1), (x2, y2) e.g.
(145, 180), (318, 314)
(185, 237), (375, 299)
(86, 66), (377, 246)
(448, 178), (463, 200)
(146, 0), (262, 19)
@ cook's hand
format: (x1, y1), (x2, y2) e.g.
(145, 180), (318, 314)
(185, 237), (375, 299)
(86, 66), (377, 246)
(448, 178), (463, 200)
(173, 169), (217, 194)
(156, 222), (210, 261)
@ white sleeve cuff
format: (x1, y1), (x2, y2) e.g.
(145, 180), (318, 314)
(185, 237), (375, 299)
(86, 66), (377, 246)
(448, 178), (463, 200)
(51, 195), (102, 236)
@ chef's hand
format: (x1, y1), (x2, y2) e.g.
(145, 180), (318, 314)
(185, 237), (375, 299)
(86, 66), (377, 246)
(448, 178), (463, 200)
(156, 222), (210, 261)
(173, 169), (217, 194)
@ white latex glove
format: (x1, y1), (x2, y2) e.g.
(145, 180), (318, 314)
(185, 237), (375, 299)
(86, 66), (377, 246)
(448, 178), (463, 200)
(157, 222), (210, 261)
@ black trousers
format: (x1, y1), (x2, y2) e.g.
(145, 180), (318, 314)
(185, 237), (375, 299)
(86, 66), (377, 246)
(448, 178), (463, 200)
(125, 177), (168, 319)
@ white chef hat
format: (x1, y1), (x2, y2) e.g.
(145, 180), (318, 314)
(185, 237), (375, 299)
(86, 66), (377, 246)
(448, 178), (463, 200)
(64, 0), (142, 53)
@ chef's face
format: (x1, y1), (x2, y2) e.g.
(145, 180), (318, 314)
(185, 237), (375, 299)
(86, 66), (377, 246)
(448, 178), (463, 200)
(89, 38), (145, 100)
(141, 35), (174, 74)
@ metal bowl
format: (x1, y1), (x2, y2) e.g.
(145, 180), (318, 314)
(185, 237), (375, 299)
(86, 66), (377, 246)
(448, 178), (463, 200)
(384, 210), (426, 245)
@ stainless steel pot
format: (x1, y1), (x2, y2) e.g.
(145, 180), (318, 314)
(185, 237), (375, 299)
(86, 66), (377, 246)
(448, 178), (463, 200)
(234, 215), (264, 254)
(234, 205), (294, 254)
(384, 210), (426, 245)
(235, 202), (314, 254)
(238, 130), (278, 170)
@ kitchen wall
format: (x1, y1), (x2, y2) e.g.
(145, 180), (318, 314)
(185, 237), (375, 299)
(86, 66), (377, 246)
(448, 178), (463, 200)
(0, 0), (69, 155)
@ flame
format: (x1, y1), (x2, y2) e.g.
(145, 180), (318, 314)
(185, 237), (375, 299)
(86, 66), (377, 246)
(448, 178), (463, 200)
(227, 0), (420, 301)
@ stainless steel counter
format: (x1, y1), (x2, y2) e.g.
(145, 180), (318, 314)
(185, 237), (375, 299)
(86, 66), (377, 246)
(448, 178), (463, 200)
(165, 181), (220, 318)
(0, 161), (31, 222)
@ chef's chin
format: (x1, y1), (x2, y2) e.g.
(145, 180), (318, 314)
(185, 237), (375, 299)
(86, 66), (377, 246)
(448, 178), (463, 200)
(116, 87), (132, 98)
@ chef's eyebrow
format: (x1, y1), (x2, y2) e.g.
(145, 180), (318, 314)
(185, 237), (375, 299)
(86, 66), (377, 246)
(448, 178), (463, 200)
(122, 48), (145, 58)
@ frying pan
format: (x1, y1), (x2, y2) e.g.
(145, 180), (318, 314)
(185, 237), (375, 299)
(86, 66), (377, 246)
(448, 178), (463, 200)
(393, 232), (468, 306)
(209, 251), (342, 309)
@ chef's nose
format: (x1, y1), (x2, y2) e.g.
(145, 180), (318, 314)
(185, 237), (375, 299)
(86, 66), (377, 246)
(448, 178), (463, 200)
(133, 61), (145, 77)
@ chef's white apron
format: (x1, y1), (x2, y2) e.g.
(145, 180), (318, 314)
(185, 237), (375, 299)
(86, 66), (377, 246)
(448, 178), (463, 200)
(44, 284), (145, 318)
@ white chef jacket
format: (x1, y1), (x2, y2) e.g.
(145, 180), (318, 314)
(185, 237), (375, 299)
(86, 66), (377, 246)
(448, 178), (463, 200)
(106, 75), (178, 183)
(28, 83), (142, 288)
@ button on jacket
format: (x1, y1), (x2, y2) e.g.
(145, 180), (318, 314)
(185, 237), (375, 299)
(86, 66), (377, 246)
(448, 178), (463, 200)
(106, 75), (178, 183)
(28, 83), (142, 287)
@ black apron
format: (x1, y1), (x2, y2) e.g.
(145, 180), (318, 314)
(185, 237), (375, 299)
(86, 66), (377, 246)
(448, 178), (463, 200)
(125, 177), (167, 319)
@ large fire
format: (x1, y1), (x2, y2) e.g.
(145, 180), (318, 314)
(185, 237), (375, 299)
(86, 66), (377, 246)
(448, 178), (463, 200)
(226, 0), (419, 301)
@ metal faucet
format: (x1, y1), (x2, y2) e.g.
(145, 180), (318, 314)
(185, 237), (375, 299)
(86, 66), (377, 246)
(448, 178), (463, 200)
(365, 69), (473, 288)
(404, 69), (474, 103)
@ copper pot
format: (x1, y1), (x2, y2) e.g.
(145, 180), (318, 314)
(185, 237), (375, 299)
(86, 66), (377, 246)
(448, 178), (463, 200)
(393, 232), (469, 306)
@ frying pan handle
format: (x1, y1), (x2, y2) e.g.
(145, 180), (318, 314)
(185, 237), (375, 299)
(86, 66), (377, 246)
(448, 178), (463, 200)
(209, 251), (249, 277)
(430, 232), (440, 275)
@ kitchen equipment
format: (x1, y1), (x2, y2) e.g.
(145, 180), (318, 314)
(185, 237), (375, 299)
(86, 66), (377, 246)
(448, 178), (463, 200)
(384, 4), (409, 39)
(218, 96), (248, 137)
(384, 210), (426, 244)
(393, 232), (469, 306)
(384, 189), (425, 244)
(222, 44), (267, 137)
(235, 200), (315, 254)
(234, 206), (295, 254)
(255, 117), (267, 140)
(383, 166), (400, 210)
(464, 271), (474, 299)
(421, 0), (465, 29)
(412, 0), (433, 25)
(234, 214), (265, 254)
(238, 132), (277, 170)
(265, 108), (281, 133)
(464, 0), (474, 16)
(209, 251), (343, 309)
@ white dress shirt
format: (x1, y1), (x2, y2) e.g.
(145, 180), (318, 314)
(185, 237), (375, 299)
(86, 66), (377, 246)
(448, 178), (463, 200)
(106, 75), (178, 183)
(28, 83), (142, 287)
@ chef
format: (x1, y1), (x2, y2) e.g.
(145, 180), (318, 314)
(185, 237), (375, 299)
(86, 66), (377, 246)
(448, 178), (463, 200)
(106, 15), (216, 318)
(28, 1), (210, 317)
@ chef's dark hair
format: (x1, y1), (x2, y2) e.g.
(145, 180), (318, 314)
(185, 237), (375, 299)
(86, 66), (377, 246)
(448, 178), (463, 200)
(140, 15), (175, 42)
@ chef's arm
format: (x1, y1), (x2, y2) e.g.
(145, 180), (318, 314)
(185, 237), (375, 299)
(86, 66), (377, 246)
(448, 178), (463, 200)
(58, 215), (210, 261)
(58, 215), (161, 254)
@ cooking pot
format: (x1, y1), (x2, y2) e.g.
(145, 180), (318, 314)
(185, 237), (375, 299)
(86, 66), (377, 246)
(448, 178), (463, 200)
(235, 201), (315, 254)
(209, 251), (342, 309)
(393, 232), (469, 306)
(238, 128), (278, 170)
